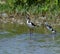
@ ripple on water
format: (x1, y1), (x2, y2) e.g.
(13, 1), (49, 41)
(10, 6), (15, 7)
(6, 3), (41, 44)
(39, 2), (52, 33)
(0, 33), (60, 54)
(0, 31), (10, 35)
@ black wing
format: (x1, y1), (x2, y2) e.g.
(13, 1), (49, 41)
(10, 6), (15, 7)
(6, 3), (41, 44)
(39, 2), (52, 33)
(52, 28), (56, 32)
(31, 22), (36, 26)
(46, 25), (56, 33)
(46, 24), (52, 29)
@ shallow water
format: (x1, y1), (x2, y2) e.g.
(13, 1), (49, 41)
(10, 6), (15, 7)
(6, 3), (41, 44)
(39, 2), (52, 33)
(0, 23), (60, 54)
(0, 31), (60, 54)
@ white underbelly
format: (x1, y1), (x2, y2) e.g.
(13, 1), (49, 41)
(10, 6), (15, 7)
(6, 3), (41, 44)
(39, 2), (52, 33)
(27, 23), (34, 28)
(46, 26), (52, 31)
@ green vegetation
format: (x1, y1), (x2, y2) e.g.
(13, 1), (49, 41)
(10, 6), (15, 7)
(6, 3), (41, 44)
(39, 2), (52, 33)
(0, 0), (60, 35)
(0, 0), (60, 14)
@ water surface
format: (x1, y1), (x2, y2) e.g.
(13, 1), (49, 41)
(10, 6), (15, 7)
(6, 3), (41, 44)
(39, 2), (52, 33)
(0, 23), (60, 54)
(0, 31), (60, 54)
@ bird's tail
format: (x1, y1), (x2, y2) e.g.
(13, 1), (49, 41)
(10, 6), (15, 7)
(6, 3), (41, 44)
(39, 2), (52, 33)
(35, 24), (39, 27)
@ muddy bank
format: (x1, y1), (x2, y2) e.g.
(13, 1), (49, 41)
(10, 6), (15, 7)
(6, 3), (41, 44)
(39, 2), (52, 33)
(0, 12), (60, 26)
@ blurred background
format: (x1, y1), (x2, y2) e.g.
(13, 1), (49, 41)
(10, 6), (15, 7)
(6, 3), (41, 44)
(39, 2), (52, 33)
(0, 1), (60, 54)
(0, 0), (60, 35)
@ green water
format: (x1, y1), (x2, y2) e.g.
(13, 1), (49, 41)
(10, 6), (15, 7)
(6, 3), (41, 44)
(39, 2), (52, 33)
(0, 23), (60, 54)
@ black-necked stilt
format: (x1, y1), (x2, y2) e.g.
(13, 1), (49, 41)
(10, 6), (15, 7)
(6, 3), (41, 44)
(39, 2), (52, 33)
(26, 16), (39, 39)
(45, 22), (56, 34)
(26, 17), (37, 28)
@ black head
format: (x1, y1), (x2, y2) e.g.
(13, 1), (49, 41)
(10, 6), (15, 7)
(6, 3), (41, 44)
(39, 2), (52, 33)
(27, 17), (30, 20)
(26, 15), (31, 21)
